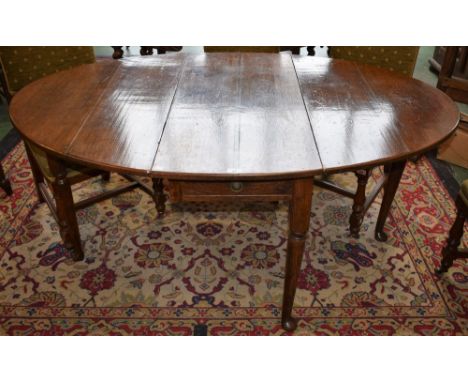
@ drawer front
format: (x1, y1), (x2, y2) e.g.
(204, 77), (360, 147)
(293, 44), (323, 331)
(167, 179), (293, 202)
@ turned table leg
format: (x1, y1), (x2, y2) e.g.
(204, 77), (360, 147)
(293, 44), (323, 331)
(152, 178), (166, 216)
(0, 163), (12, 196)
(48, 154), (84, 261)
(307, 46), (316, 56)
(25, 144), (45, 202)
(437, 195), (467, 274)
(281, 178), (313, 331)
(349, 169), (371, 238)
(307, 46), (330, 56)
(101, 172), (111, 182)
(375, 160), (406, 242)
(140, 47), (154, 56)
(112, 46), (124, 59)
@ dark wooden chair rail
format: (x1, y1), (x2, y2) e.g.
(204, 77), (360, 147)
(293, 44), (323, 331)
(436, 46), (468, 104)
(437, 178), (468, 273)
(111, 46), (183, 59)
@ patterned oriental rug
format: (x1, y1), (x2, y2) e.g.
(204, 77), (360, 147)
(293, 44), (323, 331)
(0, 143), (467, 335)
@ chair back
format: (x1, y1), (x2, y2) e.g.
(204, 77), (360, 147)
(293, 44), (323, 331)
(0, 46), (95, 102)
(0, 47), (96, 181)
(329, 46), (419, 77)
(204, 46), (280, 53)
(436, 46), (468, 104)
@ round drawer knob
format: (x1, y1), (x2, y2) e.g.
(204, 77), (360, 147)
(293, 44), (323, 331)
(230, 181), (243, 192)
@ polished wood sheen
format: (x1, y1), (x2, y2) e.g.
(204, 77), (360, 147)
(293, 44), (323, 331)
(153, 53), (321, 178)
(67, 56), (184, 173)
(10, 60), (119, 156)
(10, 54), (459, 177)
(293, 56), (459, 172)
(8, 53), (459, 331)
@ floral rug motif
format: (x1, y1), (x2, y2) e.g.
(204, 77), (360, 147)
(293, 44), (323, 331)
(0, 143), (466, 335)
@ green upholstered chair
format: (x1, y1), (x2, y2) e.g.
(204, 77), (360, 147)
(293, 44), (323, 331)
(204, 46), (280, 53)
(0, 46), (95, 101)
(329, 46), (419, 76)
(0, 46), (154, 260)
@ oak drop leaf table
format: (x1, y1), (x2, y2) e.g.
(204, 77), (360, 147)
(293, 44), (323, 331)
(9, 53), (459, 331)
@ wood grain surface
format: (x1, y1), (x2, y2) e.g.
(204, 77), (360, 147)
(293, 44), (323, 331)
(9, 53), (460, 178)
(7, 52), (460, 332)
(293, 56), (460, 172)
(153, 53), (321, 178)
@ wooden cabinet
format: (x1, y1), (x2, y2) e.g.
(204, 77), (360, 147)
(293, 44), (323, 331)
(430, 46), (468, 104)
(429, 47), (468, 79)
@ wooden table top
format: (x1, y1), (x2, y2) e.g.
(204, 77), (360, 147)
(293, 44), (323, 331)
(9, 53), (460, 180)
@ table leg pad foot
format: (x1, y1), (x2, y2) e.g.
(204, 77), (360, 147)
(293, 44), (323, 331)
(281, 317), (297, 332)
(375, 231), (388, 242)
(350, 232), (360, 239)
(436, 259), (452, 275)
(1, 181), (13, 196)
(70, 249), (84, 262)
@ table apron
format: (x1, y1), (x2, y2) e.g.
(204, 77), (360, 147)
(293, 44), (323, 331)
(167, 179), (297, 202)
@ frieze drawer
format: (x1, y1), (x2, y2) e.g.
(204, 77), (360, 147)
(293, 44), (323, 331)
(167, 179), (294, 202)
